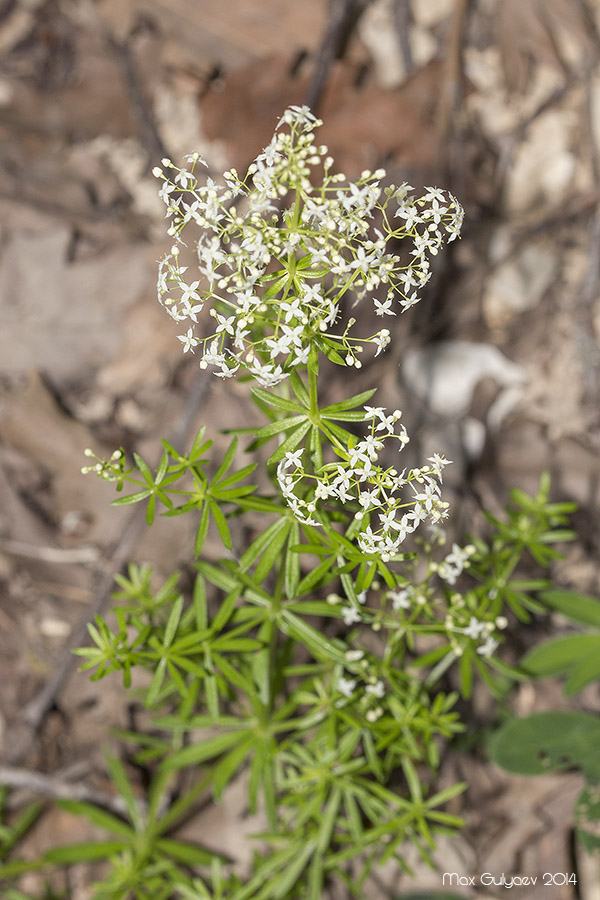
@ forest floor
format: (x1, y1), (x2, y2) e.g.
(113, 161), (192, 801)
(1, 0), (600, 897)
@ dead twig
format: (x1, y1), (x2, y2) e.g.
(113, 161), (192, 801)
(392, 0), (414, 77)
(574, 61), (600, 408)
(109, 35), (169, 169)
(15, 372), (210, 754)
(435, 0), (471, 177)
(0, 539), (99, 565)
(0, 764), (133, 817)
(304, 0), (371, 113)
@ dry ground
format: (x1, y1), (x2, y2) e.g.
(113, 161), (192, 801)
(1, 0), (600, 897)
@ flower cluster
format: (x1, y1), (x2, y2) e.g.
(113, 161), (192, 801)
(81, 448), (124, 481)
(153, 105), (463, 386)
(437, 542), (476, 585)
(336, 649), (387, 722)
(277, 405), (451, 558)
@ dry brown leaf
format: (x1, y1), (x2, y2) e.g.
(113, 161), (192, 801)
(497, 0), (596, 93)
(201, 54), (444, 177)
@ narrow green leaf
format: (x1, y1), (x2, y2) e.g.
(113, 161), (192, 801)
(190, 426), (210, 460)
(194, 574), (207, 631)
(239, 517), (290, 573)
(164, 595), (184, 647)
(459, 645), (474, 699)
(112, 489), (152, 506)
(288, 369), (310, 406)
(161, 730), (245, 772)
(253, 519), (291, 583)
(251, 415), (307, 441)
(280, 611), (346, 663)
(317, 786), (342, 852)
(205, 674), (219, 719)
(296, 558), (333, 596)
(321, 389), (377, 413)
(104, 753), (142, 833)
(209, 500), (232, 550)
(212, 437), (238, 484)
(307, 851), (324, 900)
(133, 451), (153, 484)
(363, 730), (383, 782)
(267, 420), (312, 465)
(285, 520), (300, 599)
(214, 463), (257, 490)
(212, 652), (256, 694)
(155, 836), (215, 865)
(44, 841), (127, 863)
(272, 842), (315, 899)
(212, 736), (255, 800)
(250, 386), (303, 414)
(285, 601), (340, 617)
(322, 410), (369, 422)
(195, 504), (210, 556)
(56, 800), (132, 837)
(344, 789), (363, 843)
(146, 656), (168, 708)
(145, 492), (157, 525)
(212, 588), (241, 633)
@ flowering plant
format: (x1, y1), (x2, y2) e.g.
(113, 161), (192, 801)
(25, 108), (575, 900)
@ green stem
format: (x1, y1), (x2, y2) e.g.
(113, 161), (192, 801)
(266, 555), (287, 714)
(308, 346), (319, 419)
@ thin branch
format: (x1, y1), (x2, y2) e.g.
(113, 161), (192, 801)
(392, 0), (414, 76)
(304, 0), (371, 113)
(0, 765), (132, 817)
(109, 35), (169, 169)
(435, 0), (471, 176)
(0, 539), (99, 564)
(15, 371), (210, 751)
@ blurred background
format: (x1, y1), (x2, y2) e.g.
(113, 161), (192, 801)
(1, 0), (600, 896)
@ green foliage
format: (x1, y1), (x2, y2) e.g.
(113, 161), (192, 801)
(46, 107), (587, 898)
(490, 582), (600, 856)
(520, 589), (600, 694)
(490, 711), (600, 854)
(59, 439), (579, 898)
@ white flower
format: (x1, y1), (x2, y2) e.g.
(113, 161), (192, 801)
(374, 296), (396, 316)
(366, 680), (385, 699)
(337, 676), (356, 698)
(341, 606), (361, 625)
(177, 328), (198, 353)
(477, 636), (499, 658)
(282, 450), (303, 469)
(459, 617), (486, 640)
(390, 588), (412, 610)
(372, 329), (391, 357)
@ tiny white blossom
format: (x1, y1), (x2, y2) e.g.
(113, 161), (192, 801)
(337, 676), (357, 698)
(341, 606), (361, 626)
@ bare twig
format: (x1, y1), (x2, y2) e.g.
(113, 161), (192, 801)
(304, 0), (371, 113)
(0, 539), (99, 564)
(109, 35), (169, 169)
(15, 372), (210, 750)
(574, 61), (600, 407)
(0, 765), (132, 817)
(435, 0), (471, 176)
(392, 0), (414, 76)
